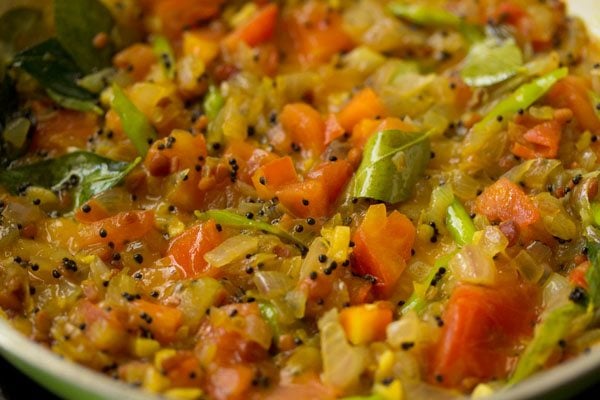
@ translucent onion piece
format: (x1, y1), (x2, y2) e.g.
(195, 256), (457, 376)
(448, 244), (496, 286)
(318, 309), (369, 389)
(542, 273), (571, 312)
(254, 271), (294, 297)
(204, 235), (259, 268)
(472, 226), (508, 258)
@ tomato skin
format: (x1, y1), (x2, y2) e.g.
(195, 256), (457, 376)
(351, 204), (416, 297)
(546, 76), (600, 134)
(224, 4), (279, 49)
(474, 177), (540, 229)
(429, 282), (539, 390)
(77, 210), (155, 251)
(166, 220), (223, 278)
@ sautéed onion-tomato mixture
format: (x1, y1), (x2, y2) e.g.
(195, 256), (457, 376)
(1, 0), (600, 399)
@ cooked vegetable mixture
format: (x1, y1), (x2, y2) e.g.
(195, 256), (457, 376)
(1, 0), (600, 399)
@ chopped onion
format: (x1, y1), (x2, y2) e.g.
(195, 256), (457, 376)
(514, 249), (545, 283)
(318, 309), (369, 389)
(472, 226), (508, 258)
(300, 238), (329, 279)
(254, 271), (294, 297)
(204, 235), (259, 268)
(502, 159), (562, 191)
(448, 244), (496, 286)
(387, 311), (439, 348)
(177, 278), (223, 330)
(542, 273), (571, 312)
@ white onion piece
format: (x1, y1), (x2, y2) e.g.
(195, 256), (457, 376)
(449, 244), (496, 286)
(204, 235), (259, 268)
(318, 309), (369, 390)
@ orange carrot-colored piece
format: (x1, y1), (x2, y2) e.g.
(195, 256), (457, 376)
(474, 177), (540, 229)
(338, 88), (387, 133)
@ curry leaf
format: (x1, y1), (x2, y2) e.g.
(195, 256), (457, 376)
(111, 84), (157, 156)
(54, 0), (115, 73)
(13, 39), (96, 101)
(195, 209), (308, 252)
(0, 151), (140, 209)
(461, 38), (523, 87)
(509, 303), (585, 385)
(352, 130), (430, 204)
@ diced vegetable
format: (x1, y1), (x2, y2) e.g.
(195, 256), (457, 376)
(446, 199), (476, 246)
(430, 282), (539, 388)
(280, 103), (325, 155)
(318, 309), (369, 390)
(111, 84), (158, 156)
(223, 4), (278, 49)
(352, 204), (416, 297)
(166, 220), (223, 278)
(340, 303), (393, 345)
(474, 177), (540, 229)
(338, 88), (387, 133)
(152, 35), (176, 79)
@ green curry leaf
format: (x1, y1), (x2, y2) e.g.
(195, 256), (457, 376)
(13, 39), (96, 101)
(461, 38), (523, 87)
(0, 151), (140, 209)
(111, 84), (157, 156)
(54, 0), (115, 73)
(352, 130), (430, 204)
(195, 209), (308, 252)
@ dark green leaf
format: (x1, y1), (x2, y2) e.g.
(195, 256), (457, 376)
(13, 39), (95, 100)
(585, 240), (600, 308)
(111, 84), (157, 156)
(509, 303), (584, 385)
(461, 39), (523, 87)
(352, 130), (430, 204)
(0, 7), (47, 72)
(0, 151), (140, 209)
(54, 0), (115, 73)
(195, 209), (308, 252)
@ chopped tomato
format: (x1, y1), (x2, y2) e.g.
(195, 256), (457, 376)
(338, 88), (387, 133)
(339, 303), (393, 344)
(277, 160), (352, 219)
(224, 4), (278, 49)
(144, 129), (208, 177)
(324, 113), (345, 145)
(161, 351), (203, 387)
(569, 261), (590, 289)
(429, 282), (539, 389)
(511, 120), (562, 159)
(77, 211), (155, 251)
(280, 103), (326, 156)
(132, 300), (182, 344)
(206, 364), (254, 400)
(166, 220), (223, 278)
(283, 1), (353, 66)
(352, 204), (416, 297)
(474, 178), (540, 229)
(30, 104), (98, 153)
(113, 44), (157, 82)
(74, 198), (110, 223)
(546, 76), (600, 133)
(140, 0), (225, 39)
(251, 156), (299, 200)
